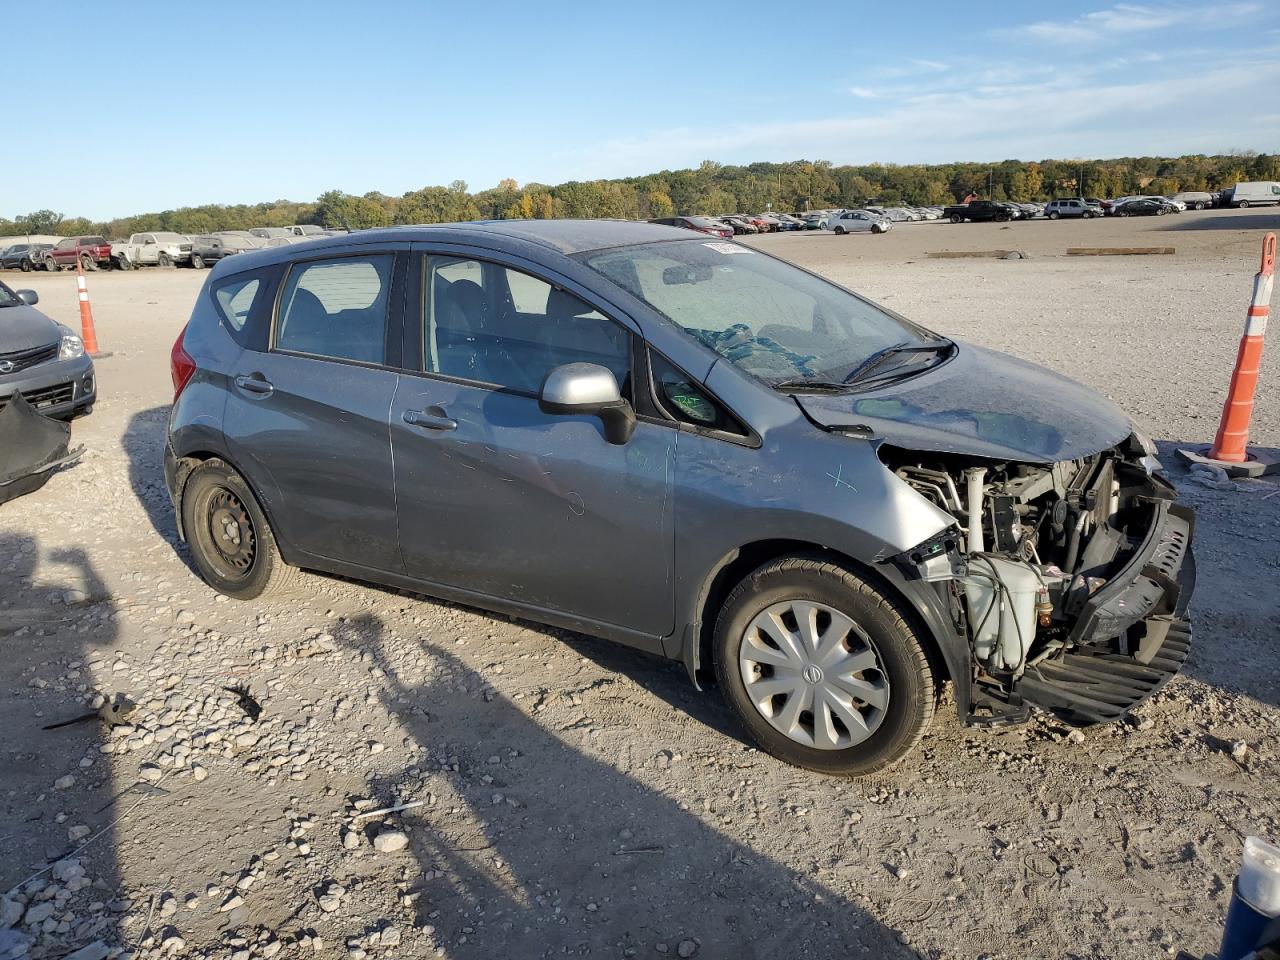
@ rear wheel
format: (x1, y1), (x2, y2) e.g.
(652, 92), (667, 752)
(181, 459), (298, 600)
(1239, 200), (1251, 208)
(19, 259), (31, 272)
(190, 253), (205, 269)
(949, 213), (962, 223)
(713, 557), (935, 776)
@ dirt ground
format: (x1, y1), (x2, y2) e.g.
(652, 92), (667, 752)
(2, 208), (1279, 960)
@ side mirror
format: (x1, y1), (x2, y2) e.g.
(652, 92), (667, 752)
(16, 290), (38, 306)
(539, 363), (635, 445)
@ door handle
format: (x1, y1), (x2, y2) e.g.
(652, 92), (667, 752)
(234, 374), (274, 396)
(403, 409), (457, 431)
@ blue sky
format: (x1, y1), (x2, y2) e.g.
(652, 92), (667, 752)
(6, 0), (1279, 219)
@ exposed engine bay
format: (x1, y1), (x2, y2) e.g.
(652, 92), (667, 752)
(885, 434), (1195, 726)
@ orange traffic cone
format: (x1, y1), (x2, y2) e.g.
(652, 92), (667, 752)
(75, 258), (102, 357)
(1178, 232), (1277, 477)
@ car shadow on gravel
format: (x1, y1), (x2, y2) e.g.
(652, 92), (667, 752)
(123, 406), (196, 575)
(1159, 212), (1280, 232)
(334, 611), (913, 959)
(0, 531), (126, 955)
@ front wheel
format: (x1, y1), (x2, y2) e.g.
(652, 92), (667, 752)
(190, 253), (205, 269)
(1157, 208), (1167, 216)
(1238, 200), (1250, 208)
(158, 251), (172, 267)
(46, 259), (61, 272)
(115, 256), (131, 270)
(833, 226), (845, 235)
(949, 214), (962, 223)
(713, 557), (935, 776)
(1048, 212), (1060, 220)
(181, 458), (298, 600)
(19, 259), (31, 272)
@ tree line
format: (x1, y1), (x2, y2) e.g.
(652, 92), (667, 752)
(5, 152), (1278, 238)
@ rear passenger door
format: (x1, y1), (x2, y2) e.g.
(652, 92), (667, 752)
(390, 247), (676, 641)
(223, 246), (408, 574)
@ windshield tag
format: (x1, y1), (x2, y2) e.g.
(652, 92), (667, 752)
(702, 242), (753, 255)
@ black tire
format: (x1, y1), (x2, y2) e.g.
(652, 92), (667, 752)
(1239, 200), (1250, 209)
(1048, 211), (1060, 220)
(115, 256), (131, 271)
(46, 259), (60, 272)
(834, 226), (845, 235)
(713, 556), (935, 776)
(80, 254), (94, 272)
(181, 458), (298, 601)
(1082, 211), (1092, 219)
(19, 259), (31, 272)
(1194, 202), (1205, 210)
(1156, 208), (1167, 216)
(191, 253), (205, 269)
(158, 251), (172, 267)
(949, 213), (962, 224)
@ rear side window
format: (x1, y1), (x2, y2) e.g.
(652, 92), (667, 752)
(276, 254), (393, 365)
(214, 276), (261, 331)
(210, 267), (278, 350)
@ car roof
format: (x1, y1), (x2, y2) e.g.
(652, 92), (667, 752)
(217, 220), (695, 272)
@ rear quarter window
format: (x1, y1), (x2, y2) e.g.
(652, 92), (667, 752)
(210, 267), (278, 351)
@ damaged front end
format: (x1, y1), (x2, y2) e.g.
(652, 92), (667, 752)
(885, 434), (1195, 727)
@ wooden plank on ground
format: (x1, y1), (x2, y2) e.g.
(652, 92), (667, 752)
(1066, 247), (1176, 256)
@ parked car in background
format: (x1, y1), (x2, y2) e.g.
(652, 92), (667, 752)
(648, 216), (734, 239)
(164, 219), (1195, 776)
(249, 227), (295, 239)
(717, 216), (759, 235)
(799, 212), (827, 230)
(0, 280), (95, 419)
(186, 235), (229, 269)
(112, 232), (192, 269)
(1170, 191), (1214, 210)
(943, 199), (1013, 223)
(212, 232), (268, 254)
(825, 209), (890, 234)
(286, 225), (327, 237)
(1, 243), (53, 272)
(1223, 182), (1280, 208)
(1044, 199), (1097, 219)
(44, 236), (112, 272)
(1112, 198), (1178, 217)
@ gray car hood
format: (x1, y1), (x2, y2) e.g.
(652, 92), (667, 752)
(0, 304), (62, 353)
(794, 341), (1132, 463)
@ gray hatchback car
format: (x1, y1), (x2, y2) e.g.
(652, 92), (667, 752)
(164, 220), (1194, 775)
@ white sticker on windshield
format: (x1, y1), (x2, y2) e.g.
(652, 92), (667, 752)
(702, 241), (754, 255)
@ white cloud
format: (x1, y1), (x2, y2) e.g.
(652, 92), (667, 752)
(849, 86), (881, 99)
(1010, 2), (1261, 44)
(552, 59), (1280, 180)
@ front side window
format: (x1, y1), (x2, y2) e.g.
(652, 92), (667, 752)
(275, 254), (392, 364)
(424, 257), (630, 395)
(580, 239), (935, 383)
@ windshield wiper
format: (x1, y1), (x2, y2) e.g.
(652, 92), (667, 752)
(842, 339), (953, 385)
(771, 377), (851, 393)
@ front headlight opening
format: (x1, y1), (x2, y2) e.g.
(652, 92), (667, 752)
(59, 334), (85, 360)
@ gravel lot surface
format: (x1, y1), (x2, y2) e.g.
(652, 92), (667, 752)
(2, 208), (1278, 960)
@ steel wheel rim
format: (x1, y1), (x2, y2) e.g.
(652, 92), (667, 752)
(738, 599), (889, 751)
(204, 487), (256, 574)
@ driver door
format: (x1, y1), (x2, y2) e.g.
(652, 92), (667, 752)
(390, 249), (676, 641)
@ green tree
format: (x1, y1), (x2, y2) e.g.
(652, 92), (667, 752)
(16, 210), (64, 234)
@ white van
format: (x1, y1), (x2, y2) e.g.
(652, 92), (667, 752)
(1226, 182), (1280, 208)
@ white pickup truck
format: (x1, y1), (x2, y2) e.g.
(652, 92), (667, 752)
(112, 232), (192, 269)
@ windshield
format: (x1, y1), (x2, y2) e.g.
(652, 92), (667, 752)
(578, 238), (935, 382)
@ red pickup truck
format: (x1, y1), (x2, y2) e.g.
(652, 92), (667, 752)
(43, 236), (113, 272)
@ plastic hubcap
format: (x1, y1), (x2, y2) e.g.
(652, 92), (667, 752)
(738, 599), (889, 750)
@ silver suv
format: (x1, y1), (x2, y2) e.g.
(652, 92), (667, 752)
(164, 220), (1195, 775)
(1044, 198), (1097, 219)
